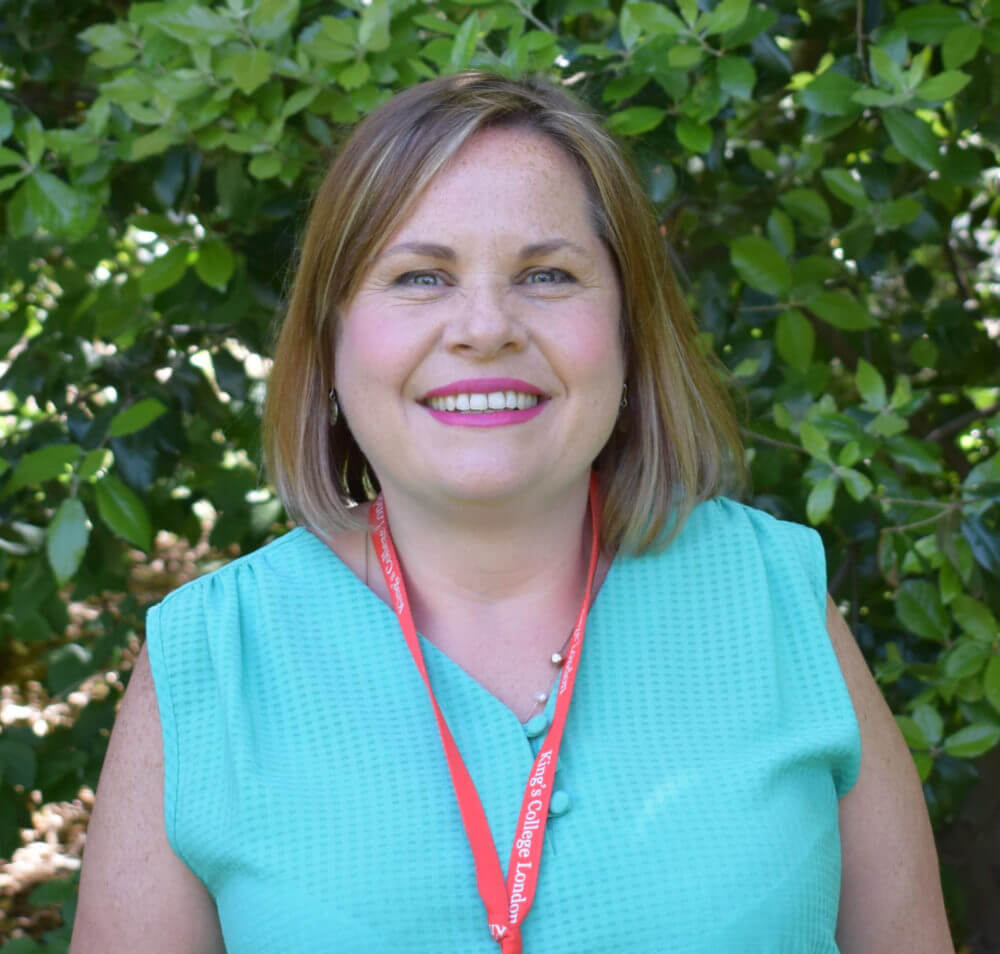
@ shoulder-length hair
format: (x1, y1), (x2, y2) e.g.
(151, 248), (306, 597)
(263, 71), (744, 554)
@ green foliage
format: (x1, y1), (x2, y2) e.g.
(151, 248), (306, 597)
(1, 0), (999, 944)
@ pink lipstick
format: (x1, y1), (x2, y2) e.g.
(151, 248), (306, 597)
(420, 378), (548, 428)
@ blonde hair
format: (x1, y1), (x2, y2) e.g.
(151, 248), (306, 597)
(263, 71), (744, 553)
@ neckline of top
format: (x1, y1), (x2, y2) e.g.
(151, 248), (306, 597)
(296, 525), (623, 729)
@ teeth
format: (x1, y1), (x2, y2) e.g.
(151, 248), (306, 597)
(426, 391), (541, 413)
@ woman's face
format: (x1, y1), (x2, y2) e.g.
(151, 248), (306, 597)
(333, 125), (625, 514)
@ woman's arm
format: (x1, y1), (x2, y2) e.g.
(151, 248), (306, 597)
(70, 642), (227, 954)
(826, 595), (954, 954)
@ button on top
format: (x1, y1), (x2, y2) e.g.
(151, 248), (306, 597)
(548, 790), (571, 816)
(523, 713), (550, 739)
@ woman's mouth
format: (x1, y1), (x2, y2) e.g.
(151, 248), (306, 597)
(424, 391), (541, 413)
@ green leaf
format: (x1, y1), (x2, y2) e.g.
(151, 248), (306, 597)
(46, 498), (90, 584)
(450, 14), (479, 70)
(46, 642), (93, 695)
(0, 741), (37, 789)
(916, 70), (971, 102)
(943, 723), (1000, 759)
(94, 476), (152, 550)
(0, 100), (13, 141)
(678, 0), (698, 26)
(852, 88), (902, 107)
(945, 641), (990, 679)
(139, 245), (189, 296)
(195, 238), (236, 290)
(896, 715), (930, 750)
(729, 235), (791, 296)
(766, 208), (794, 257)
(281, 87), (321, 119)
(146, 3), (237, 45)
(870, 46), (907, 91)
(881, 197), (922, 227)
(2, 444), (82, 497)
(109, 399), (168, 438)
(867, 410), (908, 438)
(798, 69), (862, 116)
(221, 48), (273, 95)
(717, 57), (755, 100)
(839, 442), (861, 467)
(775, 309), (814, 371)
(7, 172), (99, 240)
(303, 16), (356, 63)
(606, 106), (666, 137)
(820, 168), (867, 209)
(703, 0), (749, 36)
(896, 579), (949, 642)
(799, 421), (830, 461)
(895, 4), (965, 44)
(840, 467), (873, 502)
(855, 358), (887, 409)
(886, 435), (943, 475)
(985, 656), (1000, 715)
(620, 1), (684, 45)
(882, 109), (939, 171)
(807, 476), (837, 525)
(951, 595), (998, 643)
(807, 291), (878, 330)
(23, 115), (44, 166)
(675, 118), (712, 153)
(778, 188), (830, 234)
(962, 518), (1000, 575)
(667, 44), (703, 68)
(249, 0), (299, 42)
(913, 704), (944, 745)
(78, 449), (111, 482)
(131, 127), (180, 161)
(359, 0), (391, 52)
(79, 23), (132, 49)
(747, 147), (779, 174)
(248, 152), (282, 179)
(942, 25), (982, 69)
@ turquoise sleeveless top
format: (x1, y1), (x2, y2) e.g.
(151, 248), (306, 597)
(145, 497), (861, 953)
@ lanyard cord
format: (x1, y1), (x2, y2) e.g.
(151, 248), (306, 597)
(369, 474), (602, 951)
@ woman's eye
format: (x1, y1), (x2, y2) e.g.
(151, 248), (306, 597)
(523, 268), (573, 285)
(397, 271), (445, 287)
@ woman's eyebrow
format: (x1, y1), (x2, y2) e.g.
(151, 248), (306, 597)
(380, 241), (456, 261)
(380, 238), (589, 261)
(518, 239), (589, 260)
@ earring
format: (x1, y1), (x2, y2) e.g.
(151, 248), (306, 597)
(328, 388), (339, 427)
(620, 382), (628, 409)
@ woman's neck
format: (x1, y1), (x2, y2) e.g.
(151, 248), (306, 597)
(371, 478), (599, 653)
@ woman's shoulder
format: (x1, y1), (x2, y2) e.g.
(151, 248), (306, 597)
(152, 525), (324, 616)
(671, 494), (821, 556)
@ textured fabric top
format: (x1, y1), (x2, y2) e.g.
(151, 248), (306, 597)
(145, 496), (862, 953)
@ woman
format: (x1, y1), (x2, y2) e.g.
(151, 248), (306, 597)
(71, 72), (952, 953)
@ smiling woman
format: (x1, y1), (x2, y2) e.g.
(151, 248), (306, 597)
(71, 72), (952, 954)
(263, 72), (743, 551)
(331, 124), (625, 512)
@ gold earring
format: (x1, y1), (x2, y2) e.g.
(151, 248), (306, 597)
(328, 388), (339, 426)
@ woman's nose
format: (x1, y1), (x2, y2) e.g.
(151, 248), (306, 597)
(441, 281), (528, 357)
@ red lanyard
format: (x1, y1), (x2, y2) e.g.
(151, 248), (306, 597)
(369, 473), (601, 953)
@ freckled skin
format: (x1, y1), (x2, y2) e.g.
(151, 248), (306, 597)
(333, 126), (625, 515)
